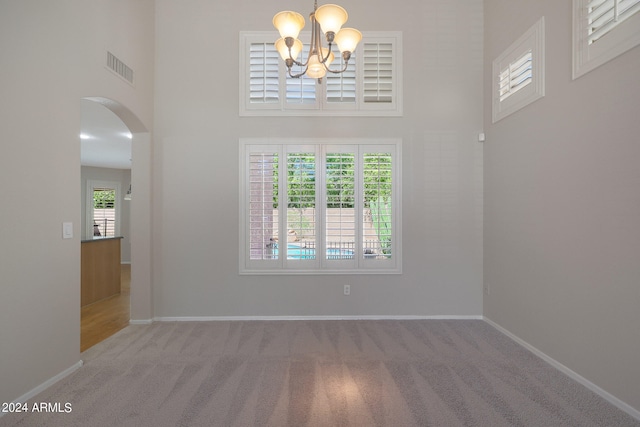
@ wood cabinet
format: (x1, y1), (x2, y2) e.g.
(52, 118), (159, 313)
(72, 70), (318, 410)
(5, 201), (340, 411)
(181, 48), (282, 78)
(81, 237), (122, 307)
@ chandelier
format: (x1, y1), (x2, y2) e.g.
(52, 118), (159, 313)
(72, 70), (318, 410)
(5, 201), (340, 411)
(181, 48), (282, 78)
(273, 1), (362, 81)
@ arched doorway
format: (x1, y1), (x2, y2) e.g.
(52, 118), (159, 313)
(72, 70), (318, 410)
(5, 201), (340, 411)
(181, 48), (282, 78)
(80, 97), (152, 350)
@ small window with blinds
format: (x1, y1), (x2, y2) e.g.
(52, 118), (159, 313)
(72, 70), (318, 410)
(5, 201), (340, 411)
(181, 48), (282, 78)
(240, 138), (402, 274)
(326, 52), (357, 104)
(86, 180), (121, 239)
(363, 42), (393, 104)
(239, 31), (402, 116)
(93, 188), (116, 237)
(286, 45), (318, 107)
(573, 0), (640, 78)
(588, 0), (640, 43)
(249, 42), (280, 105)
(492, 18), (545, 123)
(499, 50), (532, 102)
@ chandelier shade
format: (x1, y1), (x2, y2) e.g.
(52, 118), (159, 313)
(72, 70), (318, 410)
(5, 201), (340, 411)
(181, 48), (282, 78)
(272, 1), (360, 80)
(314, 4), (348, 35)
(273, 11), (305, 39)
(307, 48), (335, 79)
(275, 37), (303, 61)
(334, 27), (362, 53)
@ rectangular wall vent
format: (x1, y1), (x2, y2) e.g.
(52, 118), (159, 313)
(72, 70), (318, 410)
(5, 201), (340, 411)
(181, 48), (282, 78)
(106, 51), (134, 85)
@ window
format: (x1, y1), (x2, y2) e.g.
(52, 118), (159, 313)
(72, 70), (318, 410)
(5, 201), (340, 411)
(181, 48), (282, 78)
(240, 139), (402, 274)
(492, 17), (545, 123)
(498, 50), (532, 102)
(86, 180), (121, 238)
(573, 0), (640, 79)
(239, 31), (402, 116)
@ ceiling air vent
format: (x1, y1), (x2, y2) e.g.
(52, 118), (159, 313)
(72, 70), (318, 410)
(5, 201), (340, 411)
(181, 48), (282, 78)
(106, 51), (134, 85)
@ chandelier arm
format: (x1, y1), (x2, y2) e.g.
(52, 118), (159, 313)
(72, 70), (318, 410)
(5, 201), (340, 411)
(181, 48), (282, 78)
(283, 37), (309, 68)
(319, 43), (334, 64)
(290, 57), (309, 67)
(287, 66), (309, 79)
(322, 50), (352, 73)
(323, 62), (350, 74)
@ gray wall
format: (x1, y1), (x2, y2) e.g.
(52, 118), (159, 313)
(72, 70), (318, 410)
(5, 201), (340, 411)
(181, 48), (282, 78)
(151, 0), (484, 318)
(483, 0), (640, 412)
(0, 0), (154, 406)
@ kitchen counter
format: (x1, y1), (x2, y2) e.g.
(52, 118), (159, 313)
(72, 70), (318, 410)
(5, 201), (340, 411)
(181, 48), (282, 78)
(81, 236), (123, 306)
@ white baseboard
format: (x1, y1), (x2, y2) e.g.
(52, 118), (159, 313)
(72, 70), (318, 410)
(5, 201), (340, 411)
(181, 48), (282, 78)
(153, 315), (483, 322)
(484, 317), (640, 421)
(129, 319), (153, 325)
(1, 360), (83, 418)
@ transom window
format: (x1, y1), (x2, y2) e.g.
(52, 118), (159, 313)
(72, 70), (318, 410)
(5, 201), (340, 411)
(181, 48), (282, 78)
(499, 50), (532, 102)
(240, 139), (402, 274)
(239, 31), (402, 116)
(492, 17), (545, 123)
(573, 0), (640, 78)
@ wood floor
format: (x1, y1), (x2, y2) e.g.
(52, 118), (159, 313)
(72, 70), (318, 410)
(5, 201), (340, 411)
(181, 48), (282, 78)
(81, 264), (130, 352)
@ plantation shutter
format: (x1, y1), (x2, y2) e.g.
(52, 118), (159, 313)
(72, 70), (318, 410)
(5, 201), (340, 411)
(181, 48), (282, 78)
(588, 0), (640, 43)
(240, 31), (402, 116)
(498, 50), (533, 101)
(326, 51), (357, 103)
(248, 152), (279, 260)
(286, 152), (317, 261)
(286, 45), (317, 105)
(249, 43), (279, 104)
(241, 140), (400, 273)
(363, 152), (393, 259)
(286, 75), (317, 105)
(325, 150), (356, 261)
(363, 42), (394, 103)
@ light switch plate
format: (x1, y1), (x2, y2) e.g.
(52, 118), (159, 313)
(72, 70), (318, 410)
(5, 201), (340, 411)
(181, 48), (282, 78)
(62, 222), (73, 239)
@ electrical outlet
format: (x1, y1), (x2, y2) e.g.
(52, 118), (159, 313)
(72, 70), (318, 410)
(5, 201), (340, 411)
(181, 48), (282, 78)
(344, 285), (350, 295)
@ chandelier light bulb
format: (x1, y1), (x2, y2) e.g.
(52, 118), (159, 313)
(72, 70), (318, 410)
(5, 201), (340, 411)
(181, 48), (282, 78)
(307, 56), (326, 79)
(334, 27), (362, 53)
(273, 11), (305, 39)
(314, 4), (348, 36)
(275, 37), (303, 61)
(307, 48), (335, 79)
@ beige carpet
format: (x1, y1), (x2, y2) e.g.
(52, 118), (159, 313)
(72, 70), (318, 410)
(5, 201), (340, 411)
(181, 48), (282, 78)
(2, 319), (639, 426)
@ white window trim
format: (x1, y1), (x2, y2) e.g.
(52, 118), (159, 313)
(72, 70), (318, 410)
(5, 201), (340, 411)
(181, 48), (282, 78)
(573, 0), (640, 79)
(86, 180), (121, 238)
(239, 138), (402, 275)
(239, 31), (403, 117)
(492, 17), (545, 123)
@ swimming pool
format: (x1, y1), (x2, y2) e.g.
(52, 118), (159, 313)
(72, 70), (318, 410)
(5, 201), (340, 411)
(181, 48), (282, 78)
(275, 243), (354, 260)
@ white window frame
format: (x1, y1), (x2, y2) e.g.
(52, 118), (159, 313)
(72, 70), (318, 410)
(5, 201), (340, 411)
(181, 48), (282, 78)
(573, 0), (640, 79)
(239, 31), (403, 117)
(492, 17), (545, 123)
(86, 180), (121, 238)
(239, 138), (402, 275)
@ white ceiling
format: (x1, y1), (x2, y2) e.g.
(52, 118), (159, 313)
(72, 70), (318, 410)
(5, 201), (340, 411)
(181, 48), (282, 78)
(80, 99), (132, 169)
